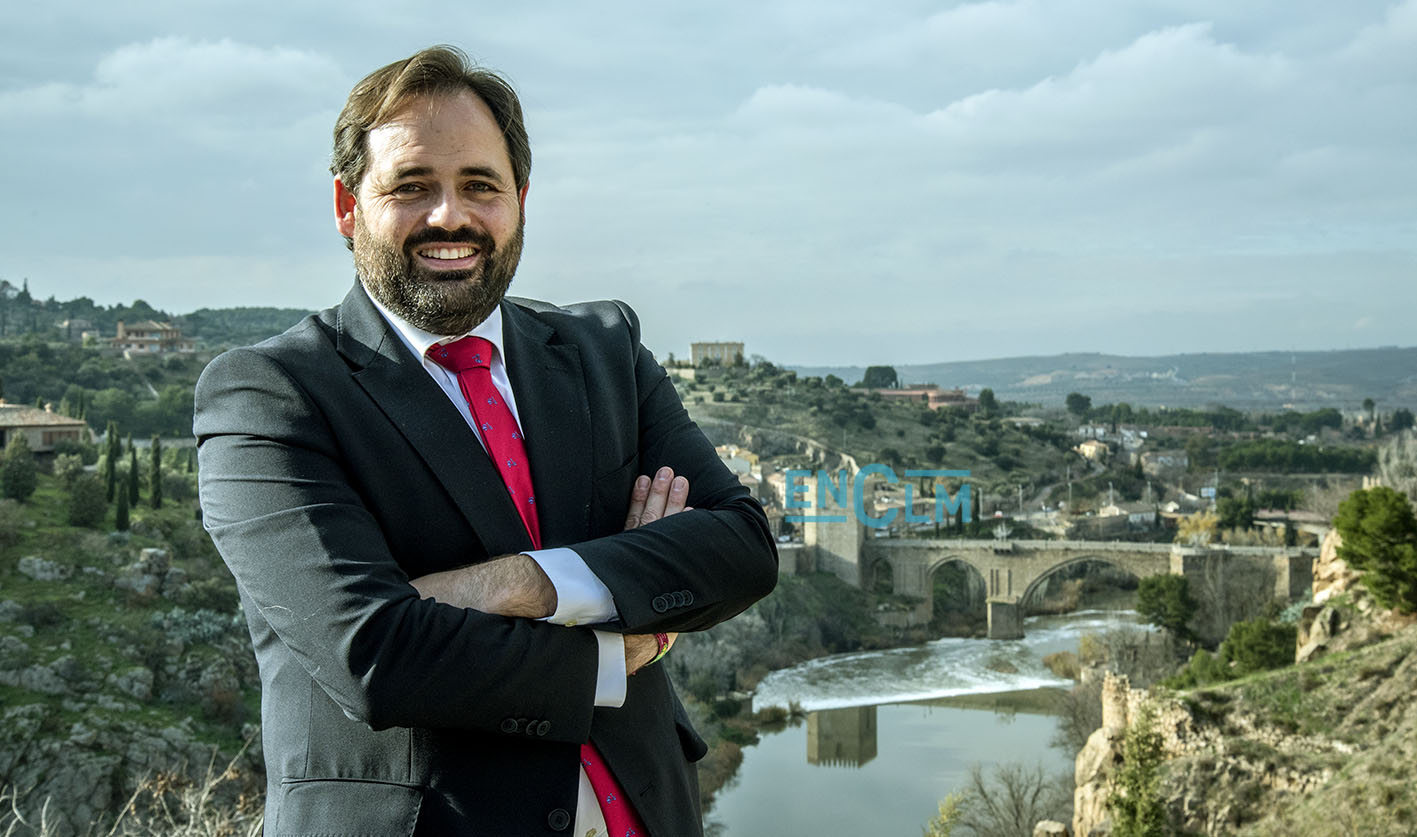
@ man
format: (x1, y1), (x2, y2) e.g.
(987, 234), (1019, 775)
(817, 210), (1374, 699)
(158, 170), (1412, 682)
(194, 45), (777, 836)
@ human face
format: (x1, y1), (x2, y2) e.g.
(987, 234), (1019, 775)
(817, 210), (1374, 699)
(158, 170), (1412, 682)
(334, 90), (529, 335)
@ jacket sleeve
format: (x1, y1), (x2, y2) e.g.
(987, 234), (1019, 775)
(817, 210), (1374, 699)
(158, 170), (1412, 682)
(194, 344), (601, 741)
(568, 301), (779, 634)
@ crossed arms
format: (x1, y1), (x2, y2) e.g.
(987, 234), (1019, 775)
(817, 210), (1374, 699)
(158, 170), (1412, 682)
(409, 467), (692, 674)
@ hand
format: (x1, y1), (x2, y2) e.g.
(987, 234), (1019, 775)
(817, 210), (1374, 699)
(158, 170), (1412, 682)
(623, 466), (690, 530)
(410, 553), (556, 618)
(621, 466), (688, 671)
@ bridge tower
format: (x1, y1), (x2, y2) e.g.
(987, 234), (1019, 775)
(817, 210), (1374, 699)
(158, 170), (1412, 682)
(801, 470), (866, 586)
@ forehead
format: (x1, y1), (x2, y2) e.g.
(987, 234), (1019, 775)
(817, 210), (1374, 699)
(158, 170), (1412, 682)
(363, 90), (513, 181)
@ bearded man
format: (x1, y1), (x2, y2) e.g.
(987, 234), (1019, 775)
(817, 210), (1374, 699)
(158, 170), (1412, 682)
(194, 45), (776, 836)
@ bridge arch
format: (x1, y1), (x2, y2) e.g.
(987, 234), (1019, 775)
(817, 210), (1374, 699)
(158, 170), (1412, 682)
(1018, 555), (1146, 610)
(923, 555), (989, 633)
(868, 557), (895, 595)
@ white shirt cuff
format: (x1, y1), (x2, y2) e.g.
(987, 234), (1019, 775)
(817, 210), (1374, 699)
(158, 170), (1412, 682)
(593, 631), (627, 708)
(527, 547), (618, 626)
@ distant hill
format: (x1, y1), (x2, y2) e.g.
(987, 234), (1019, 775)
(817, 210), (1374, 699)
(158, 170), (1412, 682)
(180, 306), (314, 349)
(793, 347), (1417, 410)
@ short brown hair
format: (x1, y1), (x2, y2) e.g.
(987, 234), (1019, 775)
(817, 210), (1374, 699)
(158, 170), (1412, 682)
(331, 45), (531, 197)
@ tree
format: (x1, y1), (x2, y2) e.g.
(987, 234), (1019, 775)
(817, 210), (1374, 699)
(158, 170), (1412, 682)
(1109, 702), (1168, 837)
(860, 365), (898, 389)
(924, 792), (963, 837)
(1333, 486), (1417, 613)
(1136, 574), (1197, 643)
(1215, 494), (1255, 530)
(149, 435), (163, 509)
(128, 447), (141, 504)
(977, 388), (998, 415)
(103, 420), (120, 501)
(1, 433), (37, 502)
(1392, 408), (1415, 433)
(67, 474), (108, 528)
(949, 762), (1065, 837)
(1175, 510), (1218, 546)
(115, 481), (131, 531)
(1066, 392), (1092, 417)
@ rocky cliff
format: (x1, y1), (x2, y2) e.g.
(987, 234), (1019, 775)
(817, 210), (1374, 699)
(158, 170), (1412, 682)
(0, 505), (262, 836)
(1071, 538), (1417, 836)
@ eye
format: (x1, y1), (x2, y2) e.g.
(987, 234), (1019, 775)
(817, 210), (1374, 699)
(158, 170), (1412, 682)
(467, 181), (496, 193)
(394, 183), (425, 194)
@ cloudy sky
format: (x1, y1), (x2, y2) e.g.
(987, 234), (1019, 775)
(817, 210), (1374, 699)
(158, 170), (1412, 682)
(2, 1), (1413, 365)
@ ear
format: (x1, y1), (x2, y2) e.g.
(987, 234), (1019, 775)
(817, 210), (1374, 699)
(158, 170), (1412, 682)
(518, 181), (530, 215)
(334, 177), (357, 239)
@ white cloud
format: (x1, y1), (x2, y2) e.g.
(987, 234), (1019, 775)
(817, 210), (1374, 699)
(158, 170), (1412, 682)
(0, 2), (1413, 363)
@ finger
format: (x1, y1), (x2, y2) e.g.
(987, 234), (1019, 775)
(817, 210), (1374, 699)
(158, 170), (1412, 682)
(638, 467), (674, 525)
(622, 475), (652, 530)
(663, 476), (690, 517)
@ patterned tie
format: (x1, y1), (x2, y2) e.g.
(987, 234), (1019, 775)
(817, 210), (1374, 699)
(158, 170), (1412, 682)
(429, 337), (541, 548)
(429, 336), (648, 837)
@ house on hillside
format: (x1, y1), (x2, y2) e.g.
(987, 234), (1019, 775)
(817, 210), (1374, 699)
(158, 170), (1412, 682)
(0, 403), (92, 453)
(854, 384), (979, 412)
(108, 320), (196, 354)
(1075, 439), (1110, 461)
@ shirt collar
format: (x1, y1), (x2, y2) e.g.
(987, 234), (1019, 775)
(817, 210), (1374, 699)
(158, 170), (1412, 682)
(365, 284), (507, 366)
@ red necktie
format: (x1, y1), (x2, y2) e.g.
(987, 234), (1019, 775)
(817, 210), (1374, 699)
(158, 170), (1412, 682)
(429, 336), (648, 837)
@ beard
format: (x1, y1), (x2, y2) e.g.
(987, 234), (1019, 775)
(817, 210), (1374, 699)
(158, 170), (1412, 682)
(354, 213), (525, 335)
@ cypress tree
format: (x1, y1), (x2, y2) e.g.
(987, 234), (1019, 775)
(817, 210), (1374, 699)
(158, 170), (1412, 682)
(115, 482), (130, 531)
(103, 422), (119, 502)
(149, 436), (163, 509)
(128, 447), (140, 504)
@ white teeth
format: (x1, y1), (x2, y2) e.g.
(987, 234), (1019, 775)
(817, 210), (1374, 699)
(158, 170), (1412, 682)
(422, 246), (477, 260)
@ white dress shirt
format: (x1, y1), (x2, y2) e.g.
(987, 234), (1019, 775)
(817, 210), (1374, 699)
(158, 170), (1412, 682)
(370, 294), (627, 836)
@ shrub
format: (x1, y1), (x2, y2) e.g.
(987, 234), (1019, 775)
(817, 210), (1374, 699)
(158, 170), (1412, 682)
(1220, 619), (1297, 676)
(53, 453), (86, 487)
(1, 434), (37, 502)
(67, 474), (109, 528)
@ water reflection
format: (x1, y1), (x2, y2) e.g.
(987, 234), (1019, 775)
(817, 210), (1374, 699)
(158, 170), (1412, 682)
(806, 705), (877, 768)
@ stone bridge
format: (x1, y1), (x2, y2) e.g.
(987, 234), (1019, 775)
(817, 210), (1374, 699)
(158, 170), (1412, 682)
(787, 516), (1316, 638)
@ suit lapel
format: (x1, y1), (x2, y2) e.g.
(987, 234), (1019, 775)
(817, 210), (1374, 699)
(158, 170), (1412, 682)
(501, 303), (594, 548)
(336, 283), (533, 555)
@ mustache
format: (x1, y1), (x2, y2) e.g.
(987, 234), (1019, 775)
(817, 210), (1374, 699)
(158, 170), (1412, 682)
(404, 227), (496, 252)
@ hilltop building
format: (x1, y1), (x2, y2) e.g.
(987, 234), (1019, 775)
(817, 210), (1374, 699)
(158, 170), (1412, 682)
(691, 341), (743, 366)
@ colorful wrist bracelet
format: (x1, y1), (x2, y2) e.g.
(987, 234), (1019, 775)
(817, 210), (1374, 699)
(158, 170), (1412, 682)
(649, 632), (672, 665)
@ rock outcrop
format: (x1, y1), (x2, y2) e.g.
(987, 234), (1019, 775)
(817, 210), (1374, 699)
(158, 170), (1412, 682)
(1073, 620), (1417, 835)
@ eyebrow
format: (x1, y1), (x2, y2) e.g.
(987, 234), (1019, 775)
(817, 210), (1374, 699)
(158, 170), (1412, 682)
(392, 165), (507, 186)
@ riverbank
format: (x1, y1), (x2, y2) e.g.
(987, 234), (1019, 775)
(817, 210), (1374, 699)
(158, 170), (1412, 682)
(670, 573), (1143, 809)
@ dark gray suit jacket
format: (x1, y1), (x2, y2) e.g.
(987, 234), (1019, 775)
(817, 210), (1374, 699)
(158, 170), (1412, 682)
(194, 283), (777, 835)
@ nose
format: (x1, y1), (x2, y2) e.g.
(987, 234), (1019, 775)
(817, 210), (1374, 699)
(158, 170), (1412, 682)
(426, 189), (474, 231)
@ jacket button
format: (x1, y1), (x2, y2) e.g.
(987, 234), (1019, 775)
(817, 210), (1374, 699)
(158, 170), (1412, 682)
(499, 717), (518, 734)
(525, 719), (539, 736)
(547, 808), (571, 831)
(682, 589), (694, 605)
(671, 591), (686, 607)
(536, 720), (552, 736)
(652, 595), (669, 613)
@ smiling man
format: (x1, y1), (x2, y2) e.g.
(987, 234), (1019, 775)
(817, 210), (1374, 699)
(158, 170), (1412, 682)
(194, 45), (776, 836)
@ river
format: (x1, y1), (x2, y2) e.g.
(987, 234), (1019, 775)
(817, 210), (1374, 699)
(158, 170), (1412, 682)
(704, 608), (1151, 836)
